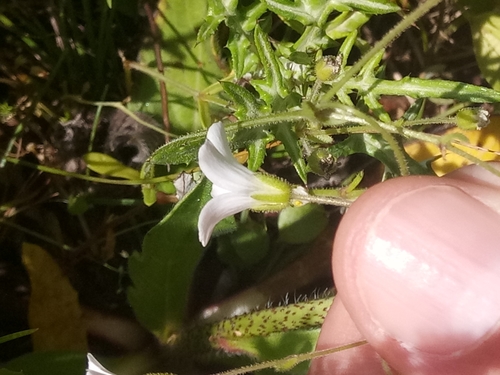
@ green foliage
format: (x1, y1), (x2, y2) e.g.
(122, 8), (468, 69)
(0, 330), (37, 345)
(176, 297), (332, 374)
(128, 179), (211, 341)
(128, 0), (225, 133)
(0, 370), (22, 375)
(468, 8), (500, 91)
(83, 152), (141, 180)
(0, 0), (130, 99)
(5, 0), (500, 374)
(278, 204), (327, 245)
(5, 352), (85, 375)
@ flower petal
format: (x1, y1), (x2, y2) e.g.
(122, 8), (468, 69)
(198, 193), (257, 246)
(86, 354), (116, 375)
(206, 121), (234, 159)
(199, 138), (262, 194)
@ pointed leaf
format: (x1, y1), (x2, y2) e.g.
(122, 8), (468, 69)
(220, 81), (265, 119)
(253, 24), (289, 103)
(275, 125), (308, 183)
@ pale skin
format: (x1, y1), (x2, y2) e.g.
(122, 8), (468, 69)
(310, 162), (500, 375)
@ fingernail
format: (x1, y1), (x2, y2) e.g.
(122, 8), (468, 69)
(356, 184), (500, 355)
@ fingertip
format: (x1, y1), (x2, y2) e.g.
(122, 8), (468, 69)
(309, 298), (389, 375)
(330, 169), (500, 374)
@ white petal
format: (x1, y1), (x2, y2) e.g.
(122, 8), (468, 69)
(86, 354), (116, 375)
(198, 193), (258, 246)
(212, 184), (231, 197)
(199, 138), (262, 194)
(206, 122), (234, 159)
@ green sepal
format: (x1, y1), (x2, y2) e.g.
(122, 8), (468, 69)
(252, 173), (292, 206)
(140, 162), (183, 206)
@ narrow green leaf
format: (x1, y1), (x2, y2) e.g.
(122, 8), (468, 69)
(275, 125), (308, 184)
(220, 81), (264, 119)
(143, 130), (207, 167)
(247, 138), (269, 172)
(196, 0), (226, 42)
(325, 11), (370, 40)
(128, 179), (211, 341)
(227, 31), (260, 78)
(0, 329), (37, 345)
(142, 120), (286, 172)
(83, 152), (140, 180)
(332, 0), (400, 14)
(263, 0), (323, 25)
(345, 76), (500, 103)
(253, 24), (289, 103)
(197, 15), (225, 43)
(264, 0), (398, 26)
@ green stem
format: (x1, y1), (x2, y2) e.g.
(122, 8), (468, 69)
(0, 218), (72, 251)
(320, 102), (410, 176)
(398, 117), (457, 128)
(4, 156), (176, 186)
(291, 191), (353, 207)
(321, 0), (444, 102)
(66, 96), (172, 137)
(210, 340), (367, 375)
(445, 144), (500, 179)
(227, 109), (311, 131)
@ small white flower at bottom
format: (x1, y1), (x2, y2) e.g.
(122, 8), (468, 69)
(86, 354), (116, 375)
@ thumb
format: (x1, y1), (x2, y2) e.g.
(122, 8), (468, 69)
(311, 163), (500, 375)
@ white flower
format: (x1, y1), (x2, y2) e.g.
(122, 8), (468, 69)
(197, 122), (293, 246)
(86, 353), (116, 375)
